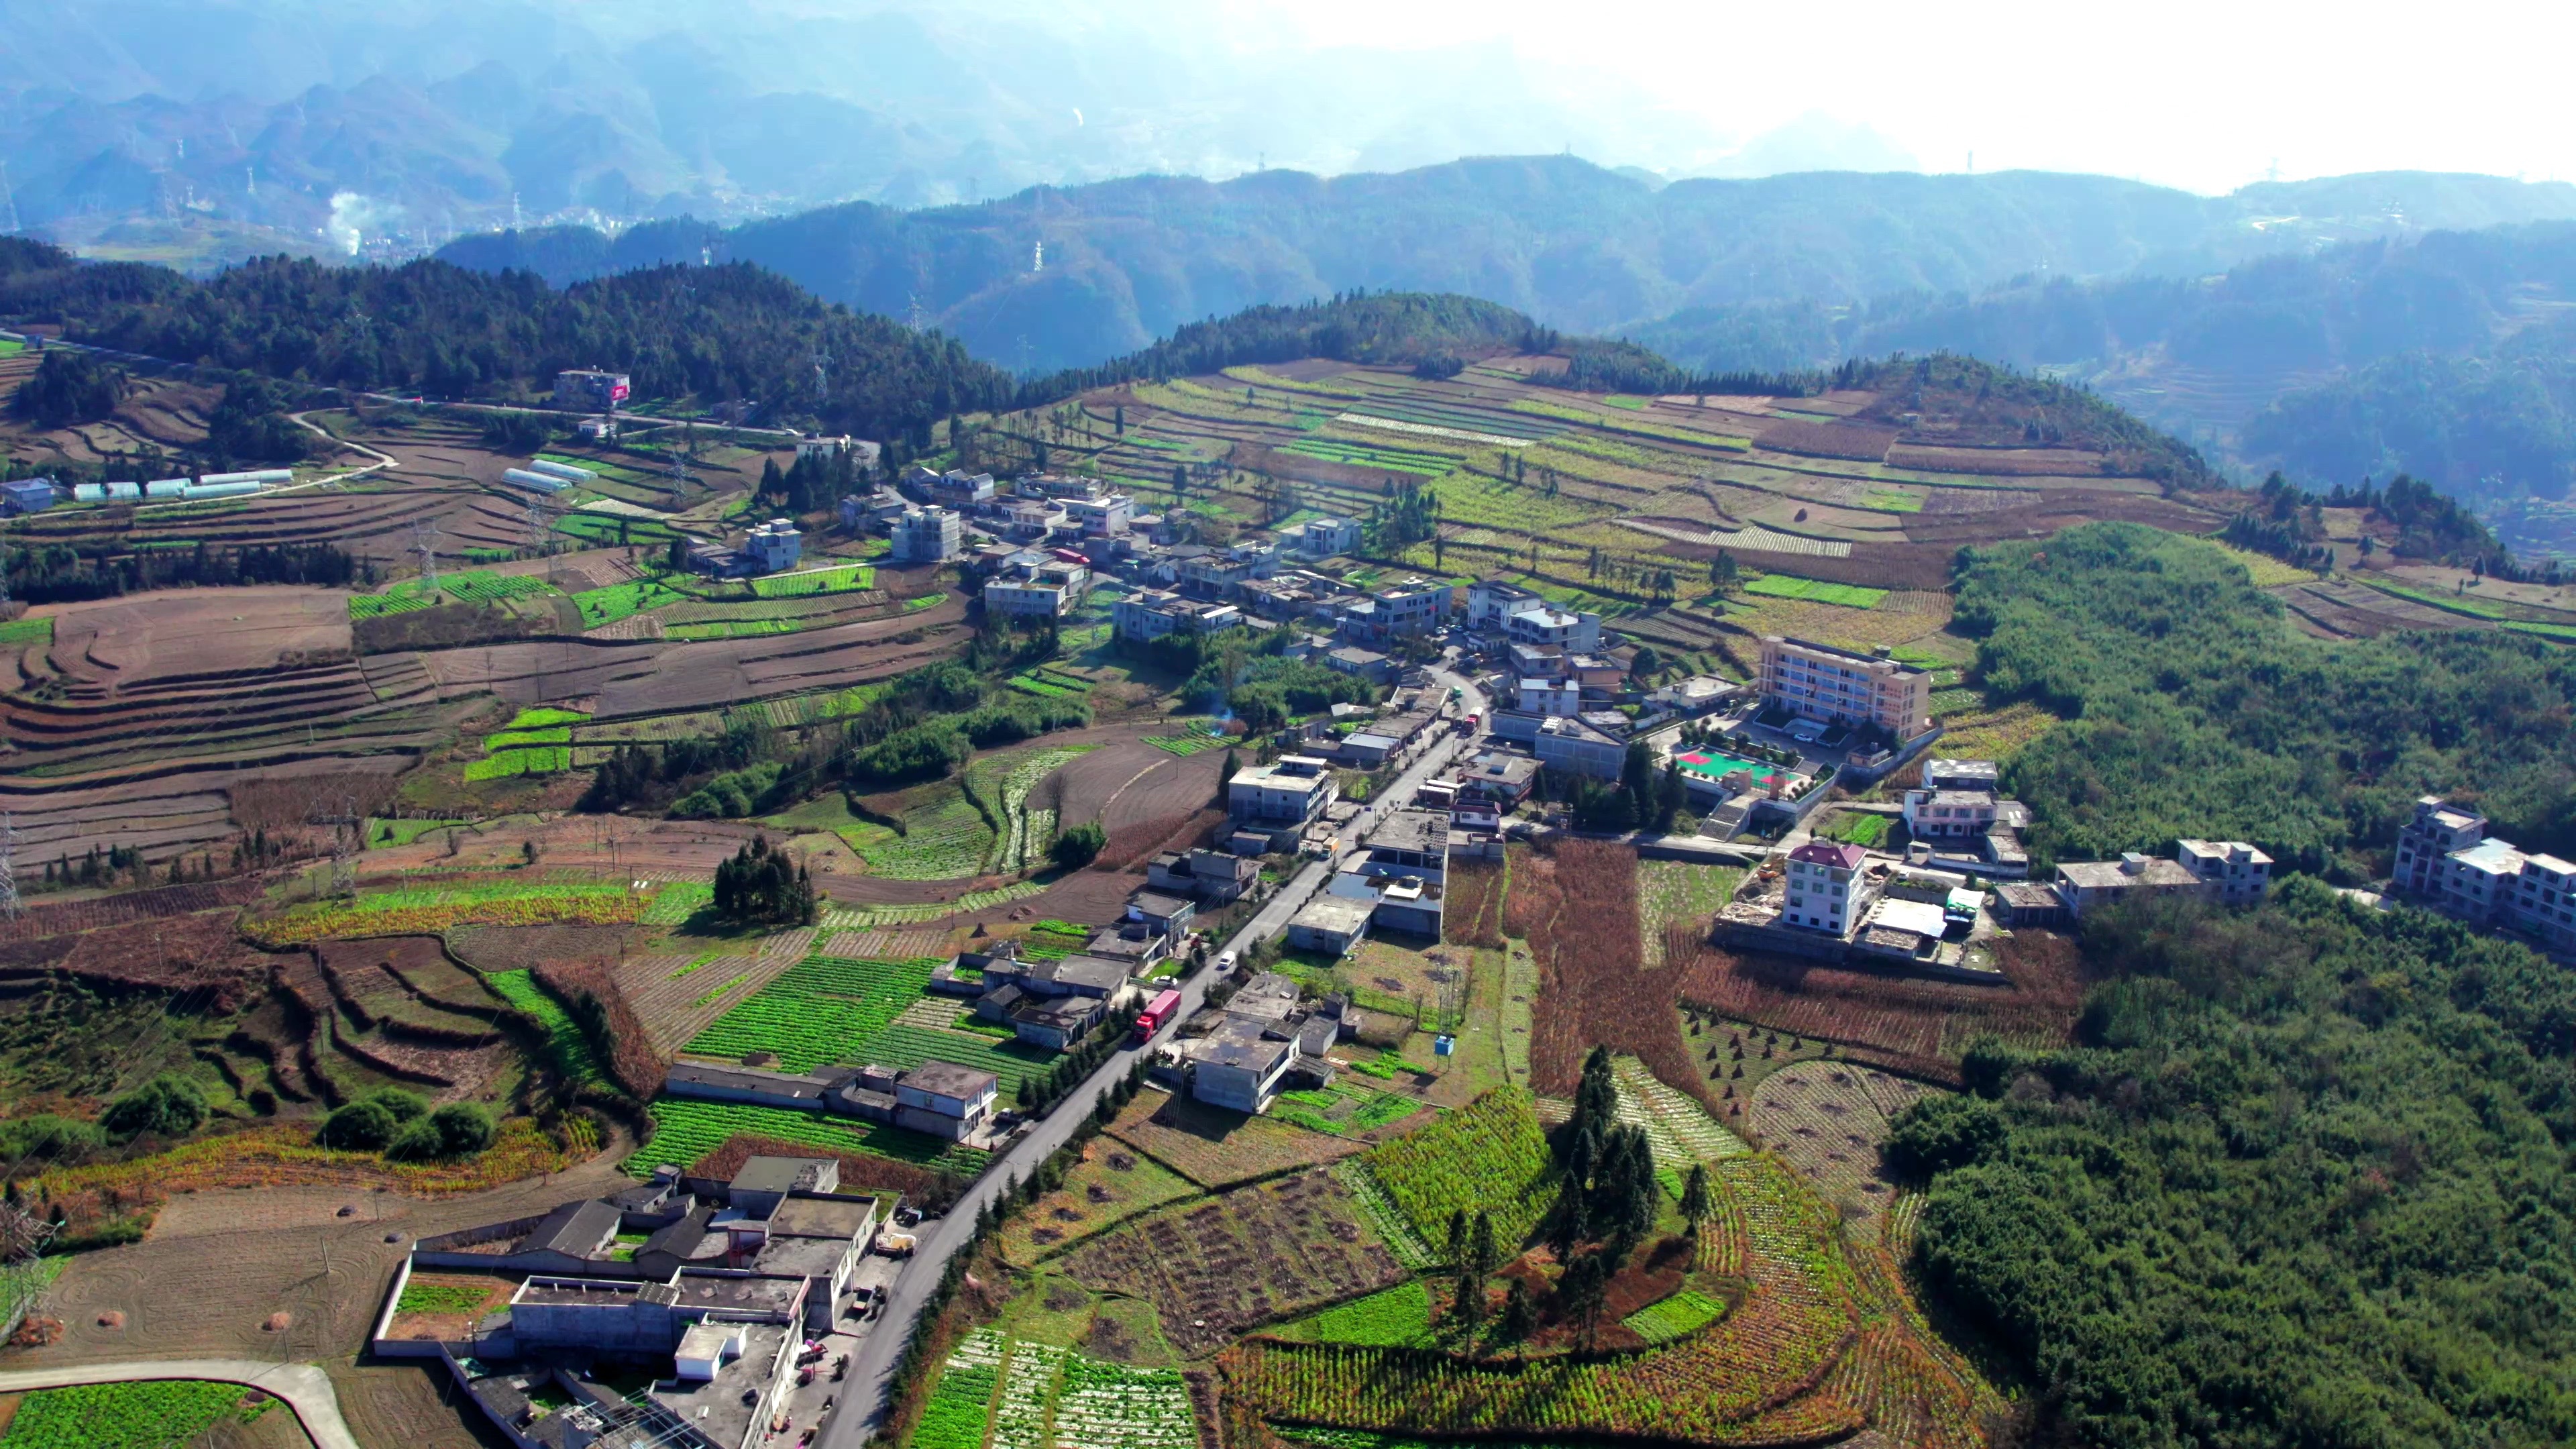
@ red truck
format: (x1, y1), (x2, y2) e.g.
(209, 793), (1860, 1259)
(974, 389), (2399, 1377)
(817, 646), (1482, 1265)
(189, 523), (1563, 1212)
(1133, 988), (1183, 1044)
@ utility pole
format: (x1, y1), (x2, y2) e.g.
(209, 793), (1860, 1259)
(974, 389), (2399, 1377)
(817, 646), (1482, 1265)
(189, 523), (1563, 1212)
(0, 814), (18, 921)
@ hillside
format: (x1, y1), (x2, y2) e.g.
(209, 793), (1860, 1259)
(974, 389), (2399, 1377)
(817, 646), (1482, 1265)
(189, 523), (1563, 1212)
(0, 239), (1014, 441)
(435, 161), (2576, 376)
(1633, 221), (2576, 548)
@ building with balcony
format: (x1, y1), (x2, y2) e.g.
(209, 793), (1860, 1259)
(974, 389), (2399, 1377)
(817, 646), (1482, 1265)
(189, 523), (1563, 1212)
(890, 506), (963, 564)
(1758, 636), (1933, 738)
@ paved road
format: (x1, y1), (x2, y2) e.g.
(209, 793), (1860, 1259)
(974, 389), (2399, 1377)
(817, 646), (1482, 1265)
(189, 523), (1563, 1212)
(0, 1358), (359, 1449)
(820, 665), (1488, 1448)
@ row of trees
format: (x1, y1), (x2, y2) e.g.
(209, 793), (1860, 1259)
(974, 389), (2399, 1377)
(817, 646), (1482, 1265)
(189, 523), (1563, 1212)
(0, 538), (363, 604)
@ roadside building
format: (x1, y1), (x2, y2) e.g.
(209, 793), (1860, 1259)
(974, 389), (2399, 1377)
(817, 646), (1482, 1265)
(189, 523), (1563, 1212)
(890, 1062), (1000, 1141)
(1228, 755), (1340, 848)
(0, 478), (56, 514)
(742, 518), (802, 574)
(1287, 895), (1373, 955)
(552, 368), (630, 411)
(983, 554), (1089, 617)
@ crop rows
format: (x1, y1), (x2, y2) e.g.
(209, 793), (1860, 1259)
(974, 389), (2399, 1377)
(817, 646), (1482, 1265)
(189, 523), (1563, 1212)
(682, 955), (941, 1071)
(1740, 575), (1887, 609)
(857, 1023), (1049, 1091)
(1625, 1289), (1727, 1344)
(1328, 1160), (1436, 1269)
(486, 969), (606, 1084)
(753, 564), (875, 598)
(465, 745), (572, 780)
(1275, 438), (1456, 476)
(1613, 1057), (1750, 1167)
(916, 1331), (1006, 1449)
(1296, 1281), (1434, 1347)
(1358, 1086), (1552, 1250)
(641, 881), (714, 924)
(574, 576), (693, 627)
(1051, 1352), (1198, 1449)
(256, 881), (649, 943)
(987, 746), (1091, 873)
(991, 1340), (1066, 1449)
(859, 792), (993, 879)
(0, 615), (56, 647)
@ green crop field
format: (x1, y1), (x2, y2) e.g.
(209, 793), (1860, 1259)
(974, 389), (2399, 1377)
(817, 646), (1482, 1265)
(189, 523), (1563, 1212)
(683, 955), (941, 1071)
(0, 615), (54, 648)
(0, 1380), (275, 1447)
(1623, 1288), (1726, 1343)
(486, 969), (604, 1084)
(555, 512), (684, 546)
(1740, 574), (1888, 608)
(1359, 1086), (1554, 1249)
(398, 1281), (497, 1315)
(572, 576), (693, 627)
(629, 1097), (987, 1175)
(482, 724), (572, 751)
(506, 706), (591, 729)
(905, 592), (949, 611)
(1285, 1281), (1435, 1346)
(367, 817), (467, 848)
(752, 564), (875, 598)
(465, 745), (572, 780)
(1275, 438), (1458, 476)
(347, 570), (558, 619)
(857, 789), (993, 879)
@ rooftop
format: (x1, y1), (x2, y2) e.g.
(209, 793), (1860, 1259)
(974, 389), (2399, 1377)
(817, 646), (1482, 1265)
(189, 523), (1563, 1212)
(1291, 896), (1375, 933)
(2057, 856), (2202, 890)
(1367, 810), (1450, 856)
(765, 1195), (876, 1240)
(648, 1322), (789, 1449)
(671, 1273), (806, 1313)
(2453, 837), (2529, 876)
(731, 1156), (832, 1196)
(902, 1061), (1001, 1101)
(1789, 842), (1868, 869)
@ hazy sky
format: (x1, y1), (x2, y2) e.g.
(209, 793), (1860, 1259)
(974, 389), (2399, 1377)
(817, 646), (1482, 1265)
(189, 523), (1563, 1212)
(1200, 0), (2576, 193)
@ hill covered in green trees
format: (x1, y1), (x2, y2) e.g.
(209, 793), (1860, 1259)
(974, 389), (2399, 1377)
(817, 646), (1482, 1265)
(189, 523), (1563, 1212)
(1959, 523), (2576, 871)
(0, 237), (1015, 444)
(1906, 879), (2576, 1446)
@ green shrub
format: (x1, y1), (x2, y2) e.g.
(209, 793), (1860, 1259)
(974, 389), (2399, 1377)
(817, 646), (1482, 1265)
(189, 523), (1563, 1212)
(368, 1087), (430, 1123)
(100, 1073), (205, 1140)
(429, 1102), (497, 1155)
(1051, 820), (1107, 869)
(319, 1099), (398, 1150)
(0, 1113), (103, 1162)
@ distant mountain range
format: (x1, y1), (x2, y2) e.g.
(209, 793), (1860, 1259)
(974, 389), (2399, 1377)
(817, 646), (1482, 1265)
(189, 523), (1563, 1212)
(432, 159), (2576, 374)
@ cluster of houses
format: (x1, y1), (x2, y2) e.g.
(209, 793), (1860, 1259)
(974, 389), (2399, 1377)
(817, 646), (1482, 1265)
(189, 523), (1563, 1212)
(2387, 794), (2576, 956)
(1157, 969), (1362, 1114)
(374, 1155), (888, 1449)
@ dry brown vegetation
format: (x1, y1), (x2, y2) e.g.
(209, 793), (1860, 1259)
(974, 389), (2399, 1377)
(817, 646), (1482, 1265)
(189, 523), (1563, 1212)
(1442, 858), (1505, 948)
(1507, 840), (1722, 1115)
(1674, 931), (2084, 1085)
(683, 1132), (960, 1210)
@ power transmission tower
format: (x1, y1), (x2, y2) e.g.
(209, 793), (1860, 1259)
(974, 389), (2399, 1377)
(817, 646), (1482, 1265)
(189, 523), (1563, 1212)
(0, 161), (19, 235)
(812, 348), (832, 402)
(0, 814), (19, 921)
(412, 519), (439, 592)
(311, 794), (360, 897)
(906, 293), (927, 332)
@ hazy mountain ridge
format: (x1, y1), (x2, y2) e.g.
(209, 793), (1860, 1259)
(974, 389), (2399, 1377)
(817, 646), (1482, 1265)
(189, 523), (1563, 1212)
(435, 160), (2576, 376)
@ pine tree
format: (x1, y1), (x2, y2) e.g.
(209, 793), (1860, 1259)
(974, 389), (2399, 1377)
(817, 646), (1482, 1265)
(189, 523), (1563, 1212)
(1680, 1164), (1713, 1233)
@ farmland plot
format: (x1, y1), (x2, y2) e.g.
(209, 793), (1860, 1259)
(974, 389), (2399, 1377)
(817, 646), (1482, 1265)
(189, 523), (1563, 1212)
(1750, 1059), (1933, 1220)
(1060, 1169), (1406, 1356)
(1358, 1086), (1553, 1250)
(1108, 1090), (1363, 1188)
(1612, 1055), (1752, 1170)
(680, 954), (940, 1071)
(1002, 1142), (1202, 1263)
(914, 1330), (1005, 1449)
(1050, 1352), (1198, 1449)
(1634, 859), (1741, 969)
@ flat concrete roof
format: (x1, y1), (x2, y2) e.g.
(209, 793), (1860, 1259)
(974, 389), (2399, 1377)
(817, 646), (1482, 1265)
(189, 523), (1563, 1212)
(767, 1195), (875, 1240)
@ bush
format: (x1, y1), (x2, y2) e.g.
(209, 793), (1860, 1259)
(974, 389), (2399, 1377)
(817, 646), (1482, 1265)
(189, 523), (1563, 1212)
(1050, 820), (1108, 869)
(367, 1087), (430, 1123)
(672, 761), (787, 819)
(429, 1102), (496, 1155)
(319, 1099), (398, 1150)
(0, 1113), (103, 1163)
(1882, 1094), (2005, 1180)
(99, 1073), (206, 1140)
(384, 1117), (445, 1161)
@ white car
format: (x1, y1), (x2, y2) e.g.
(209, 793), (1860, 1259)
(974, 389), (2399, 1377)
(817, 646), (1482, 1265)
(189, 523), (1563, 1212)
(1214, 949), (1240, 975)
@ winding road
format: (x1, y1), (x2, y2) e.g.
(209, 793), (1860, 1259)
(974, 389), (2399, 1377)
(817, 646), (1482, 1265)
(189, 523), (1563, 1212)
(816, 663), (1488, 1448)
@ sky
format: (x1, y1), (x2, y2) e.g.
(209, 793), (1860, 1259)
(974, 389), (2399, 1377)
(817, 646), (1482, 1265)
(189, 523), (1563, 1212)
(1191, 0), (2576, 194)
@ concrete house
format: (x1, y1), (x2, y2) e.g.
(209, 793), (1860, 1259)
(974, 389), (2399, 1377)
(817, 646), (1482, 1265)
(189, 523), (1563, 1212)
(892, 1062), (1000, 1141)
(1782, 841), (1874, 936)
(1758, 636), (1933, 737)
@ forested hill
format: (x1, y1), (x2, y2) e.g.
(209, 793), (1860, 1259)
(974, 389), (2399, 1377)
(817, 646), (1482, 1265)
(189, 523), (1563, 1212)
(1906, 879), (2576, 1447)
(0, 237), (1016, 443)
(1956, 522), (2576, 872)
(1026, 292), (1549, 394)
(434, 160), (2576, 376)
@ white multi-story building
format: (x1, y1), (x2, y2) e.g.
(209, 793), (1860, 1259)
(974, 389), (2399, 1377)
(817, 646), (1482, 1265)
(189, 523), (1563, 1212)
(743, 518), (802, 574)
(2175, 839), (2273, 905)
(1902, 790), (1998, 841)
(890, 506), (962, 564)
(1518, 678), (1580, 717)
(1229, 755), (1339, 831)
(2392, 795), (2576, 955)
(983, 557), (1089, 617)
(1782, 841), (1874, 936)
(1112, 589), (1242, 643)
(1063, 493), (1135, 536)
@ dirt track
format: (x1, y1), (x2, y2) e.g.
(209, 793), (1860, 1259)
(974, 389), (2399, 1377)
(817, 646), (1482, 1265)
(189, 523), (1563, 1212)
(18, 1136), (636, 1369)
